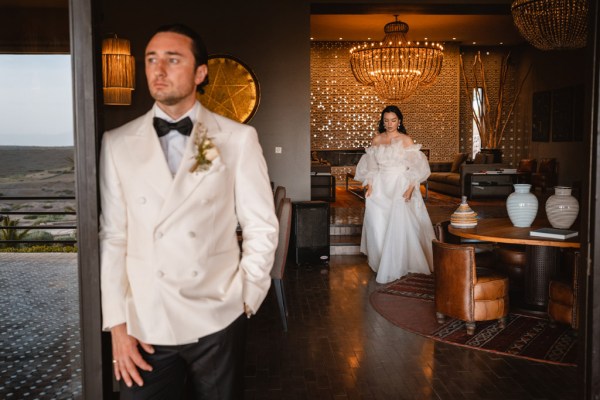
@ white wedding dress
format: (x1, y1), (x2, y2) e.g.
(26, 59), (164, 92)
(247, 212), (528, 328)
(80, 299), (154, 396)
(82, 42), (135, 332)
(354, 140), (435, 284)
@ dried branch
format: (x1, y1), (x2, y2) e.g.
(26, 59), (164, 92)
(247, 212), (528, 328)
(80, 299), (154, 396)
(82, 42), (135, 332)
(459, 51), (530, 149)
(459, 54), (485, 142)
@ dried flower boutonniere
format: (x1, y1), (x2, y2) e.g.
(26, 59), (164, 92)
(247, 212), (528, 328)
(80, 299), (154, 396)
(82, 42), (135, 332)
(189, 122), (219, 173)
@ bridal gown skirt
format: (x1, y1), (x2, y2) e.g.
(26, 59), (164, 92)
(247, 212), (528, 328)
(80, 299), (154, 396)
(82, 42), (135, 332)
(360, 172), (435, 284)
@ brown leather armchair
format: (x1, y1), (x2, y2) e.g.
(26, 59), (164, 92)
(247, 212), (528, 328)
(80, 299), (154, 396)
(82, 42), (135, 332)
(517, 158), (537, 184)
(433, 239), (509, 335)
(433, 221), (495, 269)
(548, 250), (580, 329)
(531, 158), (558, 193)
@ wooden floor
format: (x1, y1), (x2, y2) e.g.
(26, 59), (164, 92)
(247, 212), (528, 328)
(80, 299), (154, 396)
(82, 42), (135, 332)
(244, 187), (579, 399)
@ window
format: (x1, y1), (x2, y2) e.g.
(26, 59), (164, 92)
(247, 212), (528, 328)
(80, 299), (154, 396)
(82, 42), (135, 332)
(472, 87), (484, 158)
(0, 54), (73, 146)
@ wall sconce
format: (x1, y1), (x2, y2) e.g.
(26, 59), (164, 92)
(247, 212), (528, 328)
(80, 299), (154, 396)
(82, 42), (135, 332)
(102, 35), (135, 105)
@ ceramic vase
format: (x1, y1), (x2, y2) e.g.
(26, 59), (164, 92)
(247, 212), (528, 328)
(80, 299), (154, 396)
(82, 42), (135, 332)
(450, 196), (478, 228)
(506, 184), (538, 227)
(545, 186), (579, 229)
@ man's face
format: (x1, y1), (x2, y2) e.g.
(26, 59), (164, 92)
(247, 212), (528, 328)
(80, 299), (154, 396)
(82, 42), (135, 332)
(145, 31), (207, 107)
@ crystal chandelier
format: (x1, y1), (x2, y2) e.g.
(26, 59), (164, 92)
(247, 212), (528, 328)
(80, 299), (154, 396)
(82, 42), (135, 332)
(511, 0), (589, 50)
(349, 16), (444, 102)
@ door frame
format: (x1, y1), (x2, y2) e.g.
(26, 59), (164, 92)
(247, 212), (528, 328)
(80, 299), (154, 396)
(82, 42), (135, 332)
(69, 0), (106, 398)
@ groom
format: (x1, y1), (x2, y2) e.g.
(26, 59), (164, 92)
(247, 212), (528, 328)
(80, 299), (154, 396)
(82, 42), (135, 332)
(99, 23), (278, 399)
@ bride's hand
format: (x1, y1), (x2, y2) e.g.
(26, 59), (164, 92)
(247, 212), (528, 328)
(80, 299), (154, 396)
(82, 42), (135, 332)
(403, 186), (414, 202)
(365, 185), (372, 197)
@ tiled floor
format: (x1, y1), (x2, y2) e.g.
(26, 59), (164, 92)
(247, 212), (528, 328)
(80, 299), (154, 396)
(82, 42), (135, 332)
(0, 253), (82, 400)
(0, 189), (579, 399)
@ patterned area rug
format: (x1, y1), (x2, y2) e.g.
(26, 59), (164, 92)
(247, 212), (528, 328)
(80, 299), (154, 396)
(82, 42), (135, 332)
(370, 273), (578, 366)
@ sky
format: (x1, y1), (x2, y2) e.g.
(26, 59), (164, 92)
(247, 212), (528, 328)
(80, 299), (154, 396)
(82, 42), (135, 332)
(0, 54), (74, 147)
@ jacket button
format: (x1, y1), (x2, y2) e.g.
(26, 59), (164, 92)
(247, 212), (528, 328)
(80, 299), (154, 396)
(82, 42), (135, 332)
(200, 199), (209, 205)
(191, 271), (198, 277)
(138, 197), (147, 204)
(156, 270), (164, 278)
(188, 232), (196, 238)
(156, 232), (163, 239)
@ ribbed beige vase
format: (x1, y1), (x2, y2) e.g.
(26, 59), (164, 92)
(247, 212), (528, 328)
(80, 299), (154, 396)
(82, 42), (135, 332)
(545, 186), (579, 229)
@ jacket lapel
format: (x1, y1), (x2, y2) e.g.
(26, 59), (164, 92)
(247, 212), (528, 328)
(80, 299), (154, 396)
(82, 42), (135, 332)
(124, 110), (174, 197)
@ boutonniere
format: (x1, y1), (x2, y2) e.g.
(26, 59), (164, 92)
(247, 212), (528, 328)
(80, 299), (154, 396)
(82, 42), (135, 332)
(189, 122), (219, 173)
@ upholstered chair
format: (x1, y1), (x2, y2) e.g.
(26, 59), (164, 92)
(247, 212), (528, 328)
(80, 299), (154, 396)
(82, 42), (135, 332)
(517, 158), (537, 184)
(433, 239), (509, 335)
(271, 198), (292, 332)
(548, 250), (580, 330)
(531, 158), (559, 193)
(273, 185), (286, 216)
(433, 221), (495, 269)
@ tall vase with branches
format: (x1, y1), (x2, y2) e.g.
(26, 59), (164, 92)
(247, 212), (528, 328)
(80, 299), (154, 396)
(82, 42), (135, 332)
(460, 51), (531, 152)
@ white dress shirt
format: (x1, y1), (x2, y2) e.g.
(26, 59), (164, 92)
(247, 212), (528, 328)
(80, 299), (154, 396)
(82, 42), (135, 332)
(154, 102), (200, 176)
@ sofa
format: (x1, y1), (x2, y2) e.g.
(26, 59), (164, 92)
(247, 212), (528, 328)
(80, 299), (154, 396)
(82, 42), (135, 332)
(427, 152), (511, 198)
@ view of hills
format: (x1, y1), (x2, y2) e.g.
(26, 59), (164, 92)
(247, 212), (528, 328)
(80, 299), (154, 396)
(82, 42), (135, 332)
(0, 146), (76, 245)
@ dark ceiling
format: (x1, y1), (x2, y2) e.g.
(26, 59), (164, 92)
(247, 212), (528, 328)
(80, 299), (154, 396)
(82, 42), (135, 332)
(310, 2), (526, 47)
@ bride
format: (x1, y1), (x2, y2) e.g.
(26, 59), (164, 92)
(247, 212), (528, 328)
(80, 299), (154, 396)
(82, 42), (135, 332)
(354, 105), (435, 284)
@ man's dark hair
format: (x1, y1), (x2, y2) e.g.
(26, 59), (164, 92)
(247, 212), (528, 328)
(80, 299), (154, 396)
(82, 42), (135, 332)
(153, 23), (209, 93)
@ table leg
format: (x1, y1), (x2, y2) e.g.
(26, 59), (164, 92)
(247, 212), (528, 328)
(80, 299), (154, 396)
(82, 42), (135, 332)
(523, 245), (561, 311)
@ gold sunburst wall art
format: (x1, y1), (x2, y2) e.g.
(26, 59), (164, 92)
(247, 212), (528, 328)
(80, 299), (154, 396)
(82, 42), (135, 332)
(197, 55), (260, 123)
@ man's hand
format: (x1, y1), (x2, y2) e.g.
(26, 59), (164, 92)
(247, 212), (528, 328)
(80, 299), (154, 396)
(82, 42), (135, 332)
(111, 323), (154, 387)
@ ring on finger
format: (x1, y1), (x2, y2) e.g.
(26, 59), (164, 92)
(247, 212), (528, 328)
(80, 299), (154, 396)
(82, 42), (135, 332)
(112, 359), (118, 364)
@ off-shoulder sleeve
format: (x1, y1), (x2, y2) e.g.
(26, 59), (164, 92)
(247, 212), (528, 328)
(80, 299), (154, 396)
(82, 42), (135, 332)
(354, 149), (377, 186)
(405, 146), (431, 187)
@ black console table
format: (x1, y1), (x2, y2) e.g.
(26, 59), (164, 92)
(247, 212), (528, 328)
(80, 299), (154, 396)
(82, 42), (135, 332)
(468, 172), (519, 199)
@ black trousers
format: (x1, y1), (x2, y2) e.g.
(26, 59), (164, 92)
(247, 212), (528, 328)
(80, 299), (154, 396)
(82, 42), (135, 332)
(119, 313), (247, 400)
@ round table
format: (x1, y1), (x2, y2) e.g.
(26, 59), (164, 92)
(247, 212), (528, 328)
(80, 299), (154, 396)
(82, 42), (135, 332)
(448, 218), (579, 312)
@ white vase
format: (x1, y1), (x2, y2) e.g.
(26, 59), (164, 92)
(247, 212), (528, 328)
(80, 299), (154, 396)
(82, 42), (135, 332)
(506, 184), (538, 227)
(545, 186), (579, 229)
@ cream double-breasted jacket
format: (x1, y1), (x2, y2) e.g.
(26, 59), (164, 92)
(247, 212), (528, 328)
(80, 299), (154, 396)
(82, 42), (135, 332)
(99, 103), (278, 345)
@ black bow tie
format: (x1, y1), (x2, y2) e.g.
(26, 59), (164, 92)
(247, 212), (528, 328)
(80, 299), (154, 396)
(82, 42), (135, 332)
(153, 117), (193, 137)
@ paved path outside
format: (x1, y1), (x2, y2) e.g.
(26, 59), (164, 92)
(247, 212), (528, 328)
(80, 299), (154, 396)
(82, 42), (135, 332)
(0, 252), (82, 399)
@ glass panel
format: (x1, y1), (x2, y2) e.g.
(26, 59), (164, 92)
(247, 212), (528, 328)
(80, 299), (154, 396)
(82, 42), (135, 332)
(472, 87), (483, 158)
(0, 5), (82, 399)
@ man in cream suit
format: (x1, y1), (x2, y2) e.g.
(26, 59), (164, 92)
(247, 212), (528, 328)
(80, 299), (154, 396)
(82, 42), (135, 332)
(99, 23), (278, 399)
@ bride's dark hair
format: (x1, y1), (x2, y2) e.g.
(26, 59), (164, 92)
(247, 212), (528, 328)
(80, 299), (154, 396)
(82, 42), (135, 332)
(378, 105), (407, 134)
